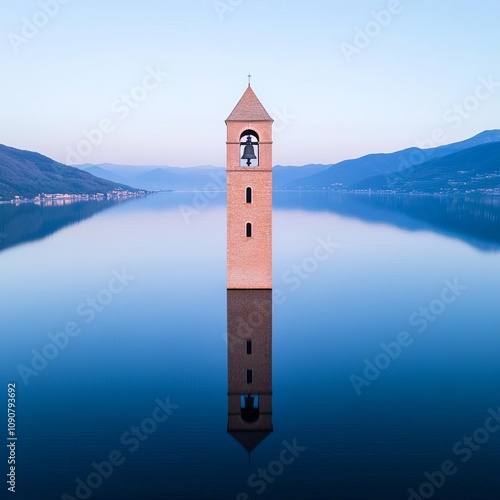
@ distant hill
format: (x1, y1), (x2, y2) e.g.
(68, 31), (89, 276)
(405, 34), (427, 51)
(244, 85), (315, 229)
(77, 163), (161, 180)
(284, 130), (500, 190)
(0, 145), (135, 201)
(75, 164), (226, 191)
(71, 130), (500, 194)
(353, 142), (500, 194)
(76, 163), (331, 191)
(273, 164), (331, 188)
(132, 166), (226, 191)
(83, 166), (127, 185)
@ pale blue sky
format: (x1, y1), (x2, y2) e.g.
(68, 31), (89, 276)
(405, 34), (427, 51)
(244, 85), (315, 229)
(1, 0), (500, 166)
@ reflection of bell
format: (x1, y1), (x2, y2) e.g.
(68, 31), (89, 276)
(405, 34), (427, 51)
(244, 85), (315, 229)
(243, 395), (256, 410)
(241, 394), (259, 423)
(241, 136), (257, 166)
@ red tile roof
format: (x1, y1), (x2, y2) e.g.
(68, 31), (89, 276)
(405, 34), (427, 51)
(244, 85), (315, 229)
(226, 86), (273, 122)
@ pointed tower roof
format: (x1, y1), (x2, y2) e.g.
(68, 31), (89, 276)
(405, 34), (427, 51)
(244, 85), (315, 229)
(228, 430), (273, 453)
(226, 86), (273, 122)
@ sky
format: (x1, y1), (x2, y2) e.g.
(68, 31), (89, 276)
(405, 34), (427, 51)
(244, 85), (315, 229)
(1, 0), (500, 167)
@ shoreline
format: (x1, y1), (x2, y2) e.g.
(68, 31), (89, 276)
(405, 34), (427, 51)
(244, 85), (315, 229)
(0, 189), (154, 206)
(2, 189), (499, 206)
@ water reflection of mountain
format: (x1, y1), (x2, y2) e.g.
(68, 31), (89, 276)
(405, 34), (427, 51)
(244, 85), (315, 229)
(0, 200), (122, 253)
(274, 192), (500, 252)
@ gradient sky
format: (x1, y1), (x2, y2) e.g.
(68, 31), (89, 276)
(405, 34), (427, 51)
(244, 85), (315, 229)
(1, 0), (500, 167)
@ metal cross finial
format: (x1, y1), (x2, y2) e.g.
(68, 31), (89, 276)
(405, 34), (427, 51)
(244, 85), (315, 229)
(248, 73), (252, 86)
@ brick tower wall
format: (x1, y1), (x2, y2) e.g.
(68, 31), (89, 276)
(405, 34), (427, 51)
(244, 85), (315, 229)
(227, 289), (272, 421)
(226, 121), (273, 289)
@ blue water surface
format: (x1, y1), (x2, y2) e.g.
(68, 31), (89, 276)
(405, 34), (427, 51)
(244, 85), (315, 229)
(1, 192), (499, 500)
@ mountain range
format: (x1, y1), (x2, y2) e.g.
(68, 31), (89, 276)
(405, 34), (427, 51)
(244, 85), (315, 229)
(353, 142), (500, 194)
(79, 164), (227, 191)
(76, 130), (500, 194)
(1, 130), (499, 201)
(75, 163), (330, 191)
(0, 144), (135, 201)
(283, 130), (500, 192)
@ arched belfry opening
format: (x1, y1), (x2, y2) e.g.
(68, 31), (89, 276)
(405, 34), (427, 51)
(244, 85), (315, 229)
(241, 394), (260, 423)
(240, 130), (259, 167)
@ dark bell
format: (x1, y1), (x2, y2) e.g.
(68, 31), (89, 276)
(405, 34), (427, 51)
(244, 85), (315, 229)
(243, 395), (256, 410)
(241, 136), (257, 166)
(241, 394), (259, 423)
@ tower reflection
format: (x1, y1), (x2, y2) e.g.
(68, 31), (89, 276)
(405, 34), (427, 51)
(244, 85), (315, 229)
(227, 290), (273, 456)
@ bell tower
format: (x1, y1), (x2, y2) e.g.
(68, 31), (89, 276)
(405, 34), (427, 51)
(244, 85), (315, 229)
(226, 81), (274, 290)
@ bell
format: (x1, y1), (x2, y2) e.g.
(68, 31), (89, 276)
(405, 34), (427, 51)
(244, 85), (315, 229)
(241, 394), (259, 423)
(243, 395), (256, 410)
(241, 136), (257, 166)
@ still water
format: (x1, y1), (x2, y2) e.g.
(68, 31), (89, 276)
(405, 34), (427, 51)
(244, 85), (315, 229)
(1, 192), (500, 499)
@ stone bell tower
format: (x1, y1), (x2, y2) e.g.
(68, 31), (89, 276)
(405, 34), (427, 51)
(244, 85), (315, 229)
(226, 81), (274, 290)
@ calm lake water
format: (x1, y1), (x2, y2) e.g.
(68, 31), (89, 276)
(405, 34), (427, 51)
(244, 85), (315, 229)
(1, 192), (500, 500)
